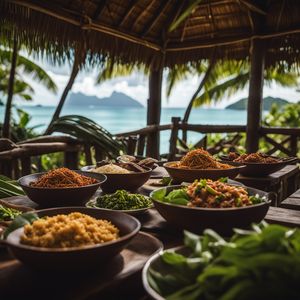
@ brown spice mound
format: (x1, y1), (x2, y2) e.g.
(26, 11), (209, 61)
(30, 168), (98, 188)
(233, 153), (279, 163)
(21, 212), (119, 248)
(174, 148), (231, 169)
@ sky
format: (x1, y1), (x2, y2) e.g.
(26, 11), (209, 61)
(18, 53), (300, 108)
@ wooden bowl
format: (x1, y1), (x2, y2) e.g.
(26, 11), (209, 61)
(81, 165), (152, 193)
(163, 162), (246, 183)
(2, 207), (140, 270)
(150, 185), (271, 235)
(220, 156), (298, 176)
(18, 171), (106, 208)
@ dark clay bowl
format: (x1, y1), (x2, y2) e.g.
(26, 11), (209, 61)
(163, 161), (246, 183)
(81, 165), (152, 193)
(18, 171), (106, 208)
(150, 185), (271, 235)
(2, 207), (140, 270)
(220, 156), (298, 177)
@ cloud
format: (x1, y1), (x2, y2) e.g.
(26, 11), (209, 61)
(15, 52), (300, 108)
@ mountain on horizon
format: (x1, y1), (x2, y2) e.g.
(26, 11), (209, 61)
(225, 96), (290, 110)
(65, 91), (143, 108)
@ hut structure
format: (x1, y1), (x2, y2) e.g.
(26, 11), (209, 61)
(1, 0), (300, 159)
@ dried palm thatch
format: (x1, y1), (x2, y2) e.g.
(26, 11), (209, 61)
(1, 0), (300, 69)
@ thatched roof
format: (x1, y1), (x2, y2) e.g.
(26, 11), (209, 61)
(1, 0), (300, 69)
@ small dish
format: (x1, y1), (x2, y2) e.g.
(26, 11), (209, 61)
(86, 197), (152, 216)
(18, 171), (106, 208)
(220, 155), (298, 176)
(81, 165), (152, 193)
(163, 161), (246, 183)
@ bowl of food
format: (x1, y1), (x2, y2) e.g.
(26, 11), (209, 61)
(117, 155), (158, 170)
(81, 163), (152, 193)
(150, 178), (271, 235)
(143, 224), (300, 300)
(18, 168), (106, 208)
(86, 189), (153, 216)
(1, 207), (140, 270)
(220, 152), (298, 176)
(164, 149), (245, 183)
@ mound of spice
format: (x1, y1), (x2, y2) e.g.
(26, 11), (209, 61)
(30, 168), (98, 188)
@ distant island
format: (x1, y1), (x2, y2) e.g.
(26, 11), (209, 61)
(66, 91), (143, 108)
(225, 96), (290, 110)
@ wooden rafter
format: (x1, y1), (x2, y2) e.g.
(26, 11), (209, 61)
(276, 0), (285, 30)
(140, 0), (170, 37)
(93, 0), (107, 20)
(239, 0), (267, 15)
(207, 2), (216, 37)
(118, 0), (140, 27)
(131, 0), (156, 32)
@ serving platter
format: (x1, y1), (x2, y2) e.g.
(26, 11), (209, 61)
(0, 232), (163, 299)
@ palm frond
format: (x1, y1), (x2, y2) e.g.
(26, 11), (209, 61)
(194, 72), (249, 107)
(48, 115), (125, 158)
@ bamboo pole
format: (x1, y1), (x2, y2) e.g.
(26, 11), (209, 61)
(146, 67), (163, 159)
(246, 38), (266, 152)
(2, 36), (18, 138)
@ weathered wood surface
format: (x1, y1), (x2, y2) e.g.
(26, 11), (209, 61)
(236, 165), (300, 203)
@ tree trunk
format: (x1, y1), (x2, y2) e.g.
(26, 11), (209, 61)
(44, 54), (80, 135)
(2, 37), (18, 138)
(246, 39), (266, 152)
(146, 67), (163, 159)
(182, 60), (215, 142)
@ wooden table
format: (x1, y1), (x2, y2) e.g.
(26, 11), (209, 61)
(2, 182), (300, 299)
(236, 165), (300, 205)
(280, 188), (300, 210)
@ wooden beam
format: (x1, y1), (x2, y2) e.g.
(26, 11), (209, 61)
(93, 0), (107, 20)
(141, 1), (170, 37)
(146, 67), (163, 159)
(239, 0), (267, 15)
(246, 38), (266, 152)
(118, 0), (140, 27)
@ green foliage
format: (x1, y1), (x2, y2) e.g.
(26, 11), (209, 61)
(0, 48), (57, 101)
(48, 115), (125, 158)
(0, 176), (25, 199)
(263, 102), (300, 128)
(149, 224), (300, 299)
(0, 107), (41, 142)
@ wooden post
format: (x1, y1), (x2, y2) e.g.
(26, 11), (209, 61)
(246, 39), (266, 152)
(146, 67), (163, 159)
(3, 37), (18, 138)
(168, 117), (181, 161)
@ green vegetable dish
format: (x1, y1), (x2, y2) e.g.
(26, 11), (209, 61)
(0, 205), (22, 222)
(146, 223), (300, 300)
(152, 178), (266, 208)
(87, 190), (152, 211)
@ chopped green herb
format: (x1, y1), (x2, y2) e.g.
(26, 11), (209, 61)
(95, 190), (152, 210)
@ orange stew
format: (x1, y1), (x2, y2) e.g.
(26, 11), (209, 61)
(186, 179), (255, 208)
(30, 168), (98, 188)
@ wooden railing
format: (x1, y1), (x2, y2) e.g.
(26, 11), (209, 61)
(116, 118), (300, 159)
(0, 120), (299, 178)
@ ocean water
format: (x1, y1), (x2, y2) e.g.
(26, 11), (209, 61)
(0, 105), (247, 154)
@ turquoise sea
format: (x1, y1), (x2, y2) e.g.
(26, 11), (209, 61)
(0, 105), (247, 154)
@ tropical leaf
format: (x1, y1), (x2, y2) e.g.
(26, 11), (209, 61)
(168, 0), (203, 32)
(48, 115), (125, 158)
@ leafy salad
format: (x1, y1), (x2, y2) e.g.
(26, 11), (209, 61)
(152, 178), (266, 208)
(147, 223), (300, 300)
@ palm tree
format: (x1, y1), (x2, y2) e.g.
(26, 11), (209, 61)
(0, 44), (57, 138)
